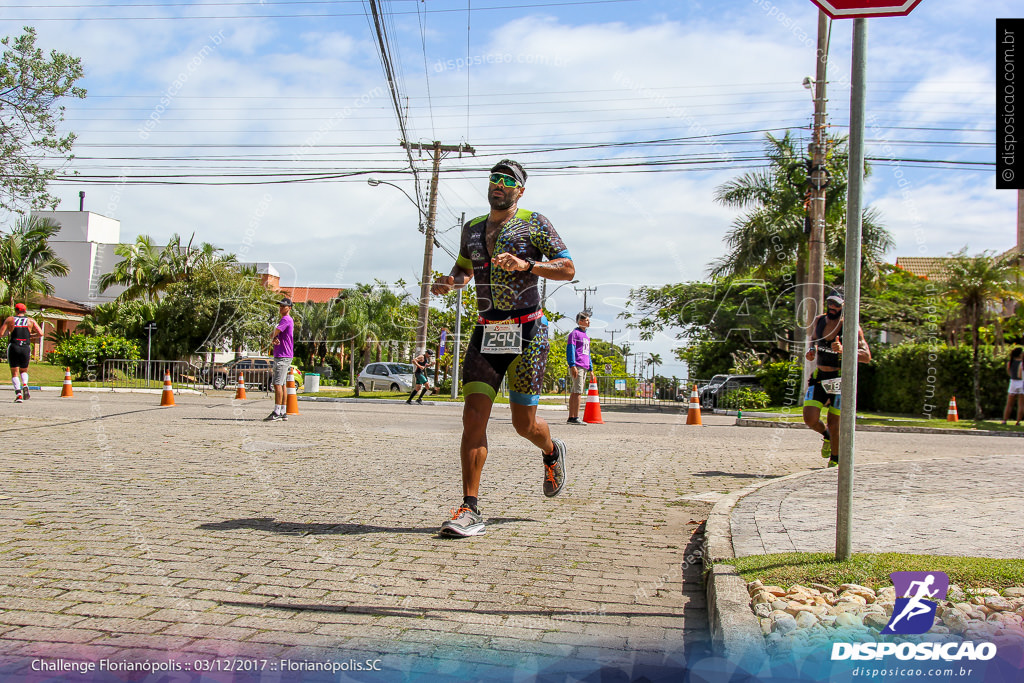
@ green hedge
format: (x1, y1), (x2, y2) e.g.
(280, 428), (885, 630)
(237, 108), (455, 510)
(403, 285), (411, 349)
(48, 334), (141, 381)
(870, 343), (1007, 418)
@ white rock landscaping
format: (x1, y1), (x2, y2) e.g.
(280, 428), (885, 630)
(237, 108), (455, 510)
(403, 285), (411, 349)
(746, 580), (1024, 657)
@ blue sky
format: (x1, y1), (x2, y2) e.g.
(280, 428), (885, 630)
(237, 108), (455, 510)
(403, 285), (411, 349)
(0, 0), (1013, 375)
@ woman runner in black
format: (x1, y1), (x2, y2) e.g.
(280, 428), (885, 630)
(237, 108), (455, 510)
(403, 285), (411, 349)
(1, 303), (44, 403)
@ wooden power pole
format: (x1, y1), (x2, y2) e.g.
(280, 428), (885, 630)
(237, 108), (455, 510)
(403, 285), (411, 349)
(400, 140), (474, 354)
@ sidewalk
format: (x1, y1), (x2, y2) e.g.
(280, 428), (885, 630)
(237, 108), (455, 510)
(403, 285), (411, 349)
(727, 453), (1024, 559)
(703, 452), (1024, 660)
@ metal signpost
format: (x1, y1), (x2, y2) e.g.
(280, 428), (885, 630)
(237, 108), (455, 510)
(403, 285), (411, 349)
(807, 0), (923, 560)
(144, 321), (157, 386)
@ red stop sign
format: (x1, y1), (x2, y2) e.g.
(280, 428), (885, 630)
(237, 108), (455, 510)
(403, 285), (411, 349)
(809, 0), (923, 18)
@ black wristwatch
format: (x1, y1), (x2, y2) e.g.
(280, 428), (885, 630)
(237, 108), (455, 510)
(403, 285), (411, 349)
(524, 257), (536, 273)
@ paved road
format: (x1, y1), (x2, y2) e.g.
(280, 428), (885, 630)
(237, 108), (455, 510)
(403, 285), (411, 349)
(0, 393), (1017, 679)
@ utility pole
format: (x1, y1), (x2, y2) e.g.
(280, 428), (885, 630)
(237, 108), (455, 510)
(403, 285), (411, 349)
(451, 211), (465, 400)
(574, 286), (597, 315)
(401, 140), (474, 354)
(606, 328), (621, 349)
(805, 10), (830, 372)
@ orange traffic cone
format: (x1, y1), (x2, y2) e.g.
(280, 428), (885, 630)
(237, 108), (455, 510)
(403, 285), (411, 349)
(946, 395), (958, 422)
(686, 384), (702, 425)
(60, 367), (74, 398)
(160, 370), (175, 407)
(285, 368), (300, 416)
(582, 380), (604, 424)
(234, 371), (247, 400)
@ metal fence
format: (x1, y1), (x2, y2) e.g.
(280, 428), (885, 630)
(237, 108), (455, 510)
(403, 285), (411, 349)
(554, 375), (699, 409)
(96, 359), (214, 393)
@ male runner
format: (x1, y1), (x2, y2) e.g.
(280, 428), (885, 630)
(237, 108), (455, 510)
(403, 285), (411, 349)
(566, 312), (596, 425)
(407, 349), (433, 404)
(264, 297), (294, 422)
(430, 159), (575, 537)
(1, 304), (43, 403)
(802, 292), (871, 467)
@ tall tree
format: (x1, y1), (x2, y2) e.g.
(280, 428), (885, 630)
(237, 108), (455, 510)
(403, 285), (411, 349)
(943, 249), (1022, 420)
(99, 232), (234, 301)
(0, 27), (86, 213)
(98, 234), (168, 301)
(711, 131), (893, 282)
(0, 214), (70, 307)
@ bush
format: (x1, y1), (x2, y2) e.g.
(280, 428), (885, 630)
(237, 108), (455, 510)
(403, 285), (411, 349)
(756, 360), (803, 406)
(871, 343), (1006, 418)
(48, 334), (141, 381)
(719, 387), (771, 411)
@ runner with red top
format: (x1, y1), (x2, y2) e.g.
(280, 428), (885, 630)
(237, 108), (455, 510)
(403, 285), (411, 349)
(431, 159), (576, 537)
(1, 304), (43, 403)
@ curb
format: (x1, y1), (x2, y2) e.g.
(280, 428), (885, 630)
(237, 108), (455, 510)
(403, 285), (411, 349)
(735, 417), (1024, 437)
(702, 469), (818, 659)
(297, 396), (567, 411)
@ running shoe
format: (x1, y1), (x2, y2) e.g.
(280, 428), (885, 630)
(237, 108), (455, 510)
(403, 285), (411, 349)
(21, 386), (29, 400)
(263, 411), (282, 422)
(439, 505), (486, 537)
(566, 417), (586, 425)
(820, 438), (831, 459)
(827, 457), (839, 468)
(543, 438), (567, 497)
(14, 393), (23, 404)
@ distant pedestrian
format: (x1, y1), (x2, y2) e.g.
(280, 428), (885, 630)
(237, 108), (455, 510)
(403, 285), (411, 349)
(264, 297), (294, 422)
(1002, 346), (1023, 426)
(407, 349), (433, 404)
(0, 304), (43, 403)
(566, 312), (596, 425)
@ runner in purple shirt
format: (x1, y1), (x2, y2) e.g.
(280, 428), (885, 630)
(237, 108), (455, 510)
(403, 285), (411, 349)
(566, 312), (596, 425)
(265, 297), (294, 422)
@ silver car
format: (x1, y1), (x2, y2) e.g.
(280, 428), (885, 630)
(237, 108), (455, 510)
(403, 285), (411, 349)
(356, 362), (416, 392)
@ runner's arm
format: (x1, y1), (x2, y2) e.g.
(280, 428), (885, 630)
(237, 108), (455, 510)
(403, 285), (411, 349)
(431, 263), (473, 295)
(0, 317), (11, 336)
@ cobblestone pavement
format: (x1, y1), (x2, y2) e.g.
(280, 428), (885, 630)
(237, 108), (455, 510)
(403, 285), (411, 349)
(730, 453), (1024, 559)
(0, 393), (1016, 678)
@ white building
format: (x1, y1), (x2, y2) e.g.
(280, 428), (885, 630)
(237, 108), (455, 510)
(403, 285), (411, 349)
(32, 210), (126, 306)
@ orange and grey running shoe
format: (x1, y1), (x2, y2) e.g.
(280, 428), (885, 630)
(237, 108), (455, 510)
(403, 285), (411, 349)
(543, 438), (566, 497)
(440, 505), (485, 537)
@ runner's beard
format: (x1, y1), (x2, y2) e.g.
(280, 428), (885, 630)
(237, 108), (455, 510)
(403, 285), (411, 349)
(488, 192), (515, 211)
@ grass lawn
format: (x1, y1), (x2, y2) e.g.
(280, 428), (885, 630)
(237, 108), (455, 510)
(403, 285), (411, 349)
(19, 363), (68, 386)
(749, 406), (1023, 433)
(730, 552), (1024, 591)
(308, 387), (566, 405)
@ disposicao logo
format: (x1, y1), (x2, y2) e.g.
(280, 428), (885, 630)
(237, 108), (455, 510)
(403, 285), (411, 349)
(882, 571), (949, 635)
(830, 570), (998, 663)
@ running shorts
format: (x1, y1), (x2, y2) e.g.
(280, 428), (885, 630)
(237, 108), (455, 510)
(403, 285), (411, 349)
(463, 315), (549, 406)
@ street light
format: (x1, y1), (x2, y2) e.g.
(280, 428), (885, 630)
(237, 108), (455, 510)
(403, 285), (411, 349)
(541, 278), (579, 308)
(368, 176), (443, 355)
(367, 178), (426, 232)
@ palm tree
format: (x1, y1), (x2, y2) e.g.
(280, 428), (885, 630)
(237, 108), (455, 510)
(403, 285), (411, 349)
(711, 131), (893, 282)
(0, 215), (71, 307)
(100, 232), (233, 302)
(99, 234), (169, 301)
(293, 300), (345, 368)
(944, 249), (1023, 420)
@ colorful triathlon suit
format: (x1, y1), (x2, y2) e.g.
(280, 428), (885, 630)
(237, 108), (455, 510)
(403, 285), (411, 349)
(457, 209), (571, 406)
(804, 315), (842, 414)
(7, 316), (32, 369)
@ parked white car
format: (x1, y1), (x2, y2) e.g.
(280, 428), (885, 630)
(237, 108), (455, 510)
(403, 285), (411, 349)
(356, 362), (416, 392)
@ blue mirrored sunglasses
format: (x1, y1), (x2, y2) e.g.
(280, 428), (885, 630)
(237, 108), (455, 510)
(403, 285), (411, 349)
(489, 172), (521, 188)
